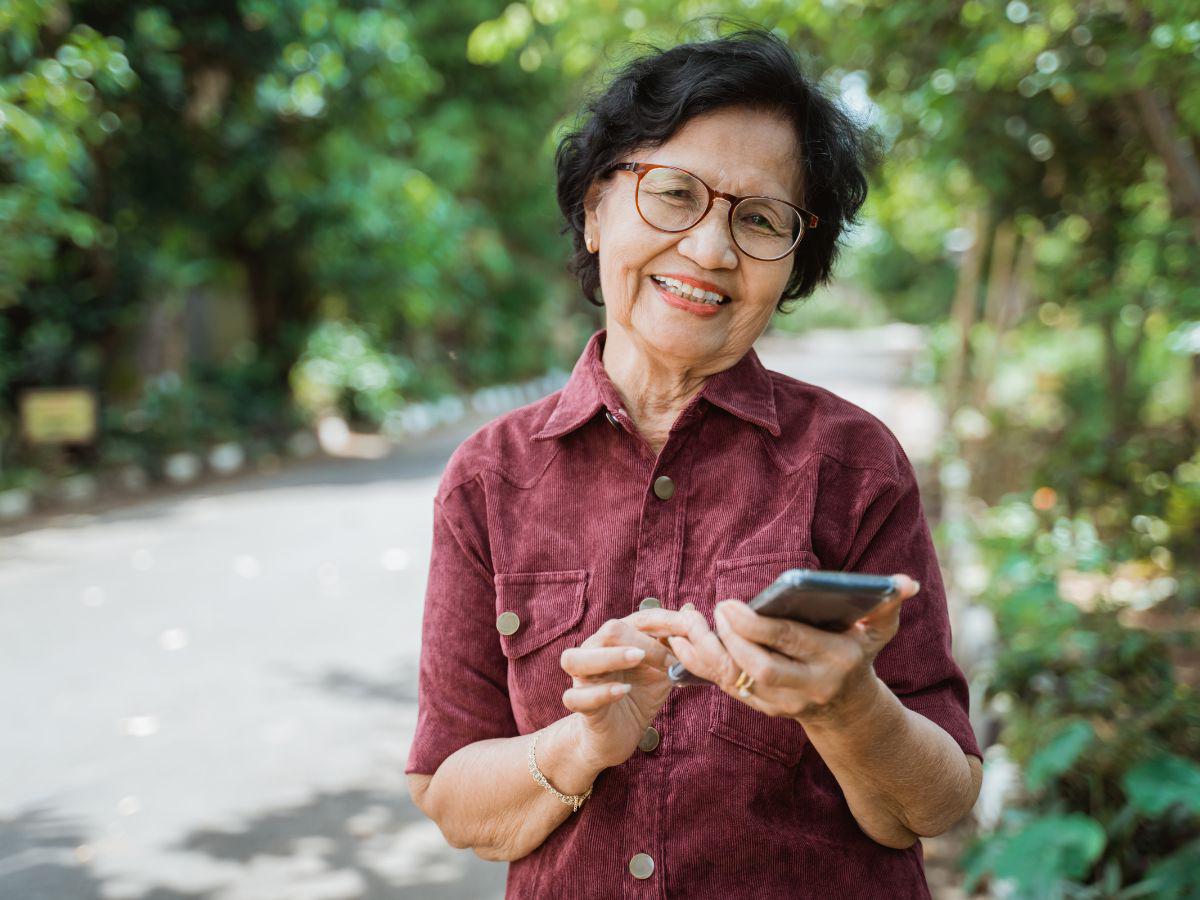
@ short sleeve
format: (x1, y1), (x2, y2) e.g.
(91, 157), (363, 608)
(405, 478), (519, 775)
(842, 450), (982, 761)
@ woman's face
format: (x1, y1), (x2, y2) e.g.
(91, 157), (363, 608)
(584, 106), (804, 372)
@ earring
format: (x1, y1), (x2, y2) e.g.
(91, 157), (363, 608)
(586, 235), (596, 253)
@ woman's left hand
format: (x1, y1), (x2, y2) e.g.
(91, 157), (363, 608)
(629, 574), (920, 724)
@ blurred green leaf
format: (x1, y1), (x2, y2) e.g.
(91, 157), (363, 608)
(1025, 720), (1095, 792)
(1118, 838), (1200, 900)
(973, 813), (1107, 897)
(1123, 755), (1200, 817)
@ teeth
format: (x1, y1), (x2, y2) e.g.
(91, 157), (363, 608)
(652, 276), (726, 305)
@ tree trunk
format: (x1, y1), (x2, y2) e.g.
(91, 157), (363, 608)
(1099, 304), (1146, 449)
(237, 245), (315, 395)
(1130, 88), (1200, 243)
(1190, 355), (1200, 445)
(946, 208), (987, 416)
(1007, 228), (1038, 331)
(971, 219), (1017, 411)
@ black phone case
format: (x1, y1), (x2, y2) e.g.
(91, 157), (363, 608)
(748, 570), (898, 632)
(667, 569), (900, 686)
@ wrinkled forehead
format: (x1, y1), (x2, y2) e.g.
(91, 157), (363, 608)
(625, 108), (806, 205)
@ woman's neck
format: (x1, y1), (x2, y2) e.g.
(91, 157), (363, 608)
(600, 324), (712, 452)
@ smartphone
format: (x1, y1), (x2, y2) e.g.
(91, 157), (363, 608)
(667, 569), (902, 686)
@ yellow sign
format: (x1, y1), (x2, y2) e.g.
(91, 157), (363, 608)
(20, 388), (98, 445)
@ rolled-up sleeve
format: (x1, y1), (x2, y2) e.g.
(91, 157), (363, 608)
(405, 476), (518, 776)
(842, 448), (982, 761)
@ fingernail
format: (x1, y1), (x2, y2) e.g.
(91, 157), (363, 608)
(613, 683), (633, 695)
(625, 648), (646, 663)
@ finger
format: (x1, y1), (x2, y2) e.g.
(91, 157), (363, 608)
(627, 607), (698, 637)
(631, 608), (742, 685)
(890, 573), (920, 601)
(663, 635), (719, 683)
(715, 599), (834, 660)
(629, 608), (731, 665)
(851, 591), (907, 646)
(715, 606), (807, 692)
(561, 646), (647, 679)
(855, 576), (915, 631)
(562, 681), (633, 713)
(583, 618), (675, 671)
(657, 615), (737, 682)
(859, 591), (905, 626)
(666, 635), (696, 662)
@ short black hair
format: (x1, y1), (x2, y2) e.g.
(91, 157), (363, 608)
(555, 27), (879, 311)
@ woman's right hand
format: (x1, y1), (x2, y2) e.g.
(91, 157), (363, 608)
(559, 617), (678, 770)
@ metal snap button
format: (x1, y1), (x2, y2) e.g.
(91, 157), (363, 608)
(496, 611), (520, 635)
(629, 853), (655, 879)
(652, 476), (675, 500)
(638, 726), (660, 752)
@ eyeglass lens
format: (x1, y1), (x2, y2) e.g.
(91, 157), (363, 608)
(636, 167), (803, 260)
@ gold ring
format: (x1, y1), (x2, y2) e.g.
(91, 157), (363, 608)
(734, 670), (755, 697)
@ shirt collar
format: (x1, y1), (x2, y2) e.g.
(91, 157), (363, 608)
(531, 329), (608, 441)
(531, 328), (780, 441)
(702, 340), (782, 437)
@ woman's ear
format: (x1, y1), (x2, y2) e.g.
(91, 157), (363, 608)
(582, 180), (607, 253)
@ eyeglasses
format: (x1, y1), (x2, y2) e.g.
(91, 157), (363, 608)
(609, 162), (818, 262)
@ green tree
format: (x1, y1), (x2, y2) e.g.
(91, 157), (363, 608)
(1, 0), (590, 473)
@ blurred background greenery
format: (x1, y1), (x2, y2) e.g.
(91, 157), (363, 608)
(2, 0), (1198, 896)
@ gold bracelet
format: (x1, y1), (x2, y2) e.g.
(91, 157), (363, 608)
(527, 730), (592, 812)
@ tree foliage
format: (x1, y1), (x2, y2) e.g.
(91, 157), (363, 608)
(1, 0), (587, 476)
(4, 0), (1200, 891)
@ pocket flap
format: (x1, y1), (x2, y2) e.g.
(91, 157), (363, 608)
(710, 696), (808, 766)
(714, 549), (821, 601)
(709, 551), (819, 766)
(494, 569), (588, 659)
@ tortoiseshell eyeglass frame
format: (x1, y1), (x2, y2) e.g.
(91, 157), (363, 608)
(609, 161), (819, 261)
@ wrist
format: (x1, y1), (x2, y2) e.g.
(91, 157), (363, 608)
(538, 714), (605, 796)
(797, 667), (890, 735)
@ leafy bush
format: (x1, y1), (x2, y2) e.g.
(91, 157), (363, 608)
(192, 356), (306, 444)
(99, 362), (304, 477)
(290, 320), (422, 429)
(102, 373), (213, 469)
(962, 498), (1200, 898)
(947, 314), (1200, 594)
(0, 465), (46, 493)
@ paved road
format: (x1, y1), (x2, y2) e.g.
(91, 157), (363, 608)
(0, 326), (939, 900)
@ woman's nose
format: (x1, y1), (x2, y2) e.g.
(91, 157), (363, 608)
(677, 199), (738, 270)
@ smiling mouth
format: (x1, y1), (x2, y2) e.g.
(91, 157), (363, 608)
(650, 275), (731, 306)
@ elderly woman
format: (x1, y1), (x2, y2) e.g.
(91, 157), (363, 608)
(406, 28), (982, 898)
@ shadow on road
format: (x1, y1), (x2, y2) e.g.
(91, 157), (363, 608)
(278, 657), (421, 706)
(2, 782), (503, 899)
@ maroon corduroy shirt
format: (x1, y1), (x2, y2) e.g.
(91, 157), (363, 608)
(406, 328), (981, 899)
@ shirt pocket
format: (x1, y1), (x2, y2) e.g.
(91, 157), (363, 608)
(494, 569), (589, 732)
(708, 550), (819, 767)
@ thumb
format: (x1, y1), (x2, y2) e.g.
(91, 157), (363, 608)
(855, 574), (918, 637)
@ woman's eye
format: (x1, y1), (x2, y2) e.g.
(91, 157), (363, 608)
(742, 214), (782, 233)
